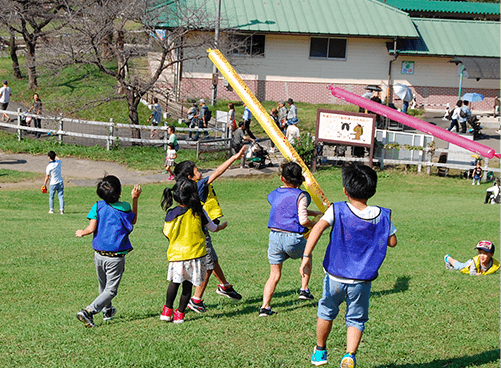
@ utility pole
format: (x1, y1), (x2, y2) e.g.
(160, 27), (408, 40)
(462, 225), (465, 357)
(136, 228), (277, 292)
(211, 0), (221, 106)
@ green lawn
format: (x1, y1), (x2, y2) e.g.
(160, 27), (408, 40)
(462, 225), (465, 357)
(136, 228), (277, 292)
(0, 169), (499, 367)
(0, 168), (42, 183)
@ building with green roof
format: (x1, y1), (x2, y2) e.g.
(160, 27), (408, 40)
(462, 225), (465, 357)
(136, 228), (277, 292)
(150, 0), (499, 111)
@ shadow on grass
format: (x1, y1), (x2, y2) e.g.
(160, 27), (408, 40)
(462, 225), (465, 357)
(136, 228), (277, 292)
(372, 276), (410, 298)
(373, 349), (500, 368)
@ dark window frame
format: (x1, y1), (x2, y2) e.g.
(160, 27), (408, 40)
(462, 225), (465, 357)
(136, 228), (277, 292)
(309, 37), (347, 60)
(229, 34), (266, 57)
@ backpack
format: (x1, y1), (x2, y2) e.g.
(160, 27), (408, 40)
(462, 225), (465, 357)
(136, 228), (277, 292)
(460, 108), (468, 118)
(205, 108), (212, 122)
(446, 108), (454, 120)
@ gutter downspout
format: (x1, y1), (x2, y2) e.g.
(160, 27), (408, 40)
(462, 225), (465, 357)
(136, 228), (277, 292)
(387, 37), (398, 106)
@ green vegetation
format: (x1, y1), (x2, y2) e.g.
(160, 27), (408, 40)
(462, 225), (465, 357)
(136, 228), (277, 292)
(0, 170), (498, 367)
(0, 168), (42, 183)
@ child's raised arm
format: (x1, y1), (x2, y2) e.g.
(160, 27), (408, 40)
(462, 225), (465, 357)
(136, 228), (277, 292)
(207, 146), (246, 184)
(75, 219), (98, 238)
(131, 184), (142, 225)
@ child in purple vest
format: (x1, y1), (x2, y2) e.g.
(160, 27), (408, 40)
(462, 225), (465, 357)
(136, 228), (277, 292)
(259, 162), (323, 317)
(300, 164), (397, 367)
(75, 175), (142, 328)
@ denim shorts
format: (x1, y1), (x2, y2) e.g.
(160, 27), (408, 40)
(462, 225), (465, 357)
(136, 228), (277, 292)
(203, 229), (218, 270)
(267, 230), (306, 264)
(317, 273), (371, 332)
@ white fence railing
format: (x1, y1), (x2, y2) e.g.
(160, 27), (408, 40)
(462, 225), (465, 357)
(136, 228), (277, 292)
(0, 109), (231, 153)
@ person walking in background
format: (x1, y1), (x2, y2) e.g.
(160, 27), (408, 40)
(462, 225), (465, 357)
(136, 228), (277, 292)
(459, 100), (471, 134)
(286, 98), (297, 125)
(228, 102), (236, 132)
(242, 102), (256, 140)
(269, 107), (280, 153)
(278, 100), (288, 134)
(164, 143), (177, 180)
(75, 176), (142, 328)
(0, 80), (11, 121)
(43, 151), (65, 215)
(29, 93), (42, 138)
(167, 125), (178, 151)
(232, 122), (254, 168)
(194, 99), (210, 141)
(147, 97), (162, 139)
(447, 100), (462, 133)
(472, 161), (482, 185)
(186, 102), (198, 140)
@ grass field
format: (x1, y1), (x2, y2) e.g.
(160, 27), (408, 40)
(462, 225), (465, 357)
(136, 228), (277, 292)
(0, 168), (499, 367)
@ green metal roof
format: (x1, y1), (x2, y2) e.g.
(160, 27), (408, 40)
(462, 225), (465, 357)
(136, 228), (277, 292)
(380, 0), (500, 15)
(151, 0), (419, 38)
(391, 18), (500, 57)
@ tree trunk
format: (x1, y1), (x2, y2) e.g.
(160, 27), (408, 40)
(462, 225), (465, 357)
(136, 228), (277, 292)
(26, 42), (37, 89)
(126, 89), (142, 145)
(9, 32), (22, 79)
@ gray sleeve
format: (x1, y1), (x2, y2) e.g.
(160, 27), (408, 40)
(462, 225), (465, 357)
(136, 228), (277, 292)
(468, 260), (477, 276)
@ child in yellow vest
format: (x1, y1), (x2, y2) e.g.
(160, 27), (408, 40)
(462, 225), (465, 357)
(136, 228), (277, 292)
(160, 178), (227, 323)
(444, 240), (499, 275)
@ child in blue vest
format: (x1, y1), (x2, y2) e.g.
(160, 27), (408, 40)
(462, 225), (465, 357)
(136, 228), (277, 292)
(300, 164), (397, 367)
(259, 161), (323, 317)
(173, 146), (246, 314)
(160, 178), (227, 323)
(75, 175), (141, 328)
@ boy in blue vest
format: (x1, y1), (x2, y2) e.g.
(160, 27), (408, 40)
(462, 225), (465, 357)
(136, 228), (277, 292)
(300, 164), (397, 367)
(259, 161), (323, 317)
(75, 175), (141, 328)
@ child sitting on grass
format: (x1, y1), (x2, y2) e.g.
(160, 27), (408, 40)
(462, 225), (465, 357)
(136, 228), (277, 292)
(259, 161), (323, 317)
(160, 178), (227, 323)
(444, 240), (499, 275)
(75, 175), (141, 328)
(300, 164), (397, 367)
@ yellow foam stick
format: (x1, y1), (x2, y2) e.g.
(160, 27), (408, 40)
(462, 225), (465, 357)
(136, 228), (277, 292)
(207, 48), (330, 212)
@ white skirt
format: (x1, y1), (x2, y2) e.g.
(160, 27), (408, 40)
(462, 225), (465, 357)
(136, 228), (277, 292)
(167, 256), (207, 286)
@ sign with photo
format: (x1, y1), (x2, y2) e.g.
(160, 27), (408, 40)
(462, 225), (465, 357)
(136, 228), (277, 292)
(401, 61), (415, 75)
(316, 110), (375, 146)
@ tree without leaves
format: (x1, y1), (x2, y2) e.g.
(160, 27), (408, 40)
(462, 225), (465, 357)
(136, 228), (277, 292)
(0, 0), (70, 89)
(42, 0), (217, 142)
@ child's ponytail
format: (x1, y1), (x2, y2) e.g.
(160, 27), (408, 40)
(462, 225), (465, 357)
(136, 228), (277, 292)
(161, 187), (174, 211)
(187, 190), (204, 219)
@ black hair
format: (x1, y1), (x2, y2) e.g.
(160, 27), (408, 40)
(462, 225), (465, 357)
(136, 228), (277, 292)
(161, 177), (203, 218)
(168, 143), (175, 149)
(168, 125), (175, 133)
(96, 175), (122, 203)
(281, 161), (304, 187)
(153, 97), (158, 103)
(174, 160), (196, 180)
(287, 98), (294, 104)
(456, 100), (463, 107)
(238, 121), (245, 128)
(48, 151), (56, 161)
(463, 100), (469, 106)
(342, 163), (377, 200)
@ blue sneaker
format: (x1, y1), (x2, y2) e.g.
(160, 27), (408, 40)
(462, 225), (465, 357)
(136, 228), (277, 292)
(340, 353), (356, 368)
(444, 254), (453, 270)
(311, 347), (328, 366)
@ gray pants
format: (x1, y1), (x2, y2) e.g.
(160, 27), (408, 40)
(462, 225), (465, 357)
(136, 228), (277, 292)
(87, 252), (125, 314)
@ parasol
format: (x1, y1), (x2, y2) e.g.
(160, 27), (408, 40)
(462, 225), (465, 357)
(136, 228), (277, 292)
(393, 83), (413, 102)
(462, 93), (484, 102)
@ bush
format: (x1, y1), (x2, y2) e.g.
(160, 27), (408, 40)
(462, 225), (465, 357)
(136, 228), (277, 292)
(292, 131), (315, 166)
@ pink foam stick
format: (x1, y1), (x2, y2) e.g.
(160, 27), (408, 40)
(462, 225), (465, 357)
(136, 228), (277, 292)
(328, 86), (495, 159)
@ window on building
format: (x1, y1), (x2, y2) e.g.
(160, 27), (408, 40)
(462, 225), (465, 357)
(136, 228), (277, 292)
(230, 34), (265, 57)
(309, 38), (347, 60)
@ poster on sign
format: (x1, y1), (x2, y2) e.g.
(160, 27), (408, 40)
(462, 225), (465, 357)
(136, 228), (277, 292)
(314, 109), (376, 169)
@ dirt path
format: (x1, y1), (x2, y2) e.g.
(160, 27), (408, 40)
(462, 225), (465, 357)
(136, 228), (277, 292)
(0, 151), (279, 190)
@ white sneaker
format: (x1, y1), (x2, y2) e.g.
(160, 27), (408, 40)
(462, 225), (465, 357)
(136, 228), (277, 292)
(477, 182), (480, 185)
(60, 210), (64, 215)
(472, 183), (475, 186)
(48, 209), (54, 214)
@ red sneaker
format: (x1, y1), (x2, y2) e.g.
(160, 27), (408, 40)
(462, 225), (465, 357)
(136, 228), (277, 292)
(173, 309), (184, 324)
(160, 305), (173, 321)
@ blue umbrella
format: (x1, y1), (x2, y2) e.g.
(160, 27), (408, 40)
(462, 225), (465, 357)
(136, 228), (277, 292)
(462, 93), (484, 102)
